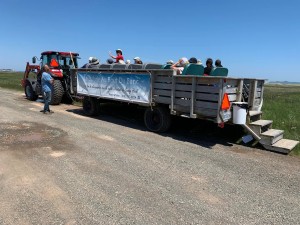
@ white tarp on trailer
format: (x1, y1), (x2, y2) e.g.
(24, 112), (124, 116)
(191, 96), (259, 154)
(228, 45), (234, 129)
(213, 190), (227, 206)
(77, 72), (151, 103)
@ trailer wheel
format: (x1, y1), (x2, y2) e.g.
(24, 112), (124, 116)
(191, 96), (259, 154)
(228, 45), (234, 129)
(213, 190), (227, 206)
(144, 106), (171, 133)
(25, 81), (38, 101)
(83, 97), (100, 116)
(51, 80), (64, 105)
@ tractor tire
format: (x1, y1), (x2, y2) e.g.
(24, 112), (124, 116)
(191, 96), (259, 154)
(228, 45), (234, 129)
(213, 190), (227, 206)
(25, 81), (38, 101)
(144, 106), (171, 133)
(83, 96), (100, 116)
(51, 80), (64, 105)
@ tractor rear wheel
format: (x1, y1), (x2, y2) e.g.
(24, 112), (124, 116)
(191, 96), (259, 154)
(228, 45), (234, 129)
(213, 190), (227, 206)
(25, 81), (38, 101)
(83, 97), (100, 116)
(51, 80), (64, 105)
(144, 106), (171, 133)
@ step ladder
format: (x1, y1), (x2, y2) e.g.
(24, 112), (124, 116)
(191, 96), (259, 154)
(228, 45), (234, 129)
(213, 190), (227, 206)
(246, 111), (299, 154)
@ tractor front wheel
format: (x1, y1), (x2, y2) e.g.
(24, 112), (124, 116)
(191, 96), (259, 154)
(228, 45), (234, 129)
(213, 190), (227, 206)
(25, 81), (38, 101)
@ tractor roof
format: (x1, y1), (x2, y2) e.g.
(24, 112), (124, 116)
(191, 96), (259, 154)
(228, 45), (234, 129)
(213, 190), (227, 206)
(41, 51), (79, 57)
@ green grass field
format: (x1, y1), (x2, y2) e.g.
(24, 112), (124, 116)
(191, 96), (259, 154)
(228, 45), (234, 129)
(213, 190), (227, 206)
(262, 84), (300, 155)
(0, 72), (24, 91)
(0, 72), (299, 155)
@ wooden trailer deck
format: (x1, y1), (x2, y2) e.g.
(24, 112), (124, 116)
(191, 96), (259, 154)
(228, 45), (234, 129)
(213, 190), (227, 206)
(150, 69), (264, 124)
(71, 68), (298, 154)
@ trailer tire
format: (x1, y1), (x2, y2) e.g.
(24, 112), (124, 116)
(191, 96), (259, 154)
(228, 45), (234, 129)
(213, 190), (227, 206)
(144, 106), (171, 133)
(51, 80), (64, 105)
(25, 81), (38, 101)
(83, 97), (100, 116)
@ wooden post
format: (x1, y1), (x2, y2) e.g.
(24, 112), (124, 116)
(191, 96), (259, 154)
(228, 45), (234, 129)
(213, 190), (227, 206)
(216, 79), (225, 124)
(250, 80), (257, 110)
(236, 79), (243, 102)
(171, 74), (176, 114)
(150, 71), (155, 106)
(190, 76), (197, 118)
(259, 80), (265, 107)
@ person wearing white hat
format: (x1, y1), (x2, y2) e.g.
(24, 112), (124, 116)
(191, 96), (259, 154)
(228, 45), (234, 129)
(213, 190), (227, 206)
(166, 60), (174, 65)
(171, 57), (189, 74)
(108, 49), (124, 63)
(133, 56), (143, 64)
(88, 57), (100, 68)
(81, 56), (98, 68)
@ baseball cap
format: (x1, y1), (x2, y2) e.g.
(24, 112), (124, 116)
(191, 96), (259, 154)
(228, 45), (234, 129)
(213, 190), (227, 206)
(116, 49), (122, 53)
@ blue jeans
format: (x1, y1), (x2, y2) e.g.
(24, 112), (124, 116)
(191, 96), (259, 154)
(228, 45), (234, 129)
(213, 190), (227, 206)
(43, 91), (51, 112)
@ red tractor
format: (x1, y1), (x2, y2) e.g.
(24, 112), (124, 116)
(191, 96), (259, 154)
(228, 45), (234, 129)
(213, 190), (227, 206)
(22, 51), (80, 105)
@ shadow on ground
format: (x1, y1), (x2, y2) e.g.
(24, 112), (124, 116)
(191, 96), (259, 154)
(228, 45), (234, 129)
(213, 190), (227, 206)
(67, 103), (258, 150)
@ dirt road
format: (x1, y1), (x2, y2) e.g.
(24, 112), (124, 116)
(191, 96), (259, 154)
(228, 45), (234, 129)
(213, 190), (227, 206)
(0, 88), (299, 225)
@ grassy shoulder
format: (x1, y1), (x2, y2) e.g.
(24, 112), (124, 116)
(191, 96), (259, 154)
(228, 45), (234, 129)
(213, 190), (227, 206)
(1, 72), (299, 155)
(262, 84), (300, 155)
(0, 72), (24, 91)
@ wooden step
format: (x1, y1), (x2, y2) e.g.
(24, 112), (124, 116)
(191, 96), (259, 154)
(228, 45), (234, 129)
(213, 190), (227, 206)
(260, 129), (284, 145)
(248, 110), (262, 123)
(262, 139), (299, 154)
(250, 119), (272, 127)
(249, 120), (273, 135)
(249, 110), (262, 117)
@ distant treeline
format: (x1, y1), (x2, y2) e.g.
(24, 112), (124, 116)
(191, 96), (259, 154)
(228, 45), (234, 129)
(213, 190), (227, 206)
(0, 69), (14, 72)
(267, 81), (300, 85)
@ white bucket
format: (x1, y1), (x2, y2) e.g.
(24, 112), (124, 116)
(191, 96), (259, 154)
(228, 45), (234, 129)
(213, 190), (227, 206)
(232, 102), (248, 124)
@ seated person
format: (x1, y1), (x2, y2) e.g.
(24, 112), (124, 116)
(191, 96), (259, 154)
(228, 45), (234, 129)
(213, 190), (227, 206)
(81, 57), (93, 68)
(82, 57), (100, 68)
(88, 57), (100, 68)
(133, 57), (143, 64)
(204, 58), (214, 75)
(215, 59), (223, 67)
(108, 49), (124, 63)
(188, 57), (198, 64)
(166, 60), (174, 65)
(107, 59), (114, 64)
(171, 57), (189, 75)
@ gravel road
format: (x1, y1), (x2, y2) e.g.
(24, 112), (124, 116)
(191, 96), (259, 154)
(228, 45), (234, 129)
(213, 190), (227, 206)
(0, 87), (299, 225)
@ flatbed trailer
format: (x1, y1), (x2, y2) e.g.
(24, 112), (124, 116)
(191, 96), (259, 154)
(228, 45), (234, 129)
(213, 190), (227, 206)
(70, 66), (298, 154)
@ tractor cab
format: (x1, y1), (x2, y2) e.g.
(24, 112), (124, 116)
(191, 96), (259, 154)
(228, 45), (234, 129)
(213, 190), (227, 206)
(36, 51), (79, 77)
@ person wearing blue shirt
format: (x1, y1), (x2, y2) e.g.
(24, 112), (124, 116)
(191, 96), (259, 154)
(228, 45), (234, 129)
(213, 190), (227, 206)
(41, 65), (54, 114)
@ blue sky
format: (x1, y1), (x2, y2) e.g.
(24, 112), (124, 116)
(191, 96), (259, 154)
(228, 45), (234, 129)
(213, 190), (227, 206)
(0, 0), (299, 82)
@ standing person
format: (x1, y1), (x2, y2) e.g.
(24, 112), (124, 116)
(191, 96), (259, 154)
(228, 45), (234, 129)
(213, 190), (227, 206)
(108, 49), (124, 63)
(204, 58), (214, 75)
(41, 65), (54, 114)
